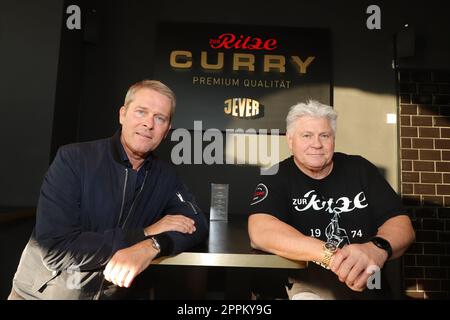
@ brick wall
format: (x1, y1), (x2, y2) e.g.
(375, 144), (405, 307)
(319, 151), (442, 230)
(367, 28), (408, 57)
(399, 69), (450, 299)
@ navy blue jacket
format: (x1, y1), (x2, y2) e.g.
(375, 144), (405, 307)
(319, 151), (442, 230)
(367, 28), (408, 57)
(12, 132), (208, 299)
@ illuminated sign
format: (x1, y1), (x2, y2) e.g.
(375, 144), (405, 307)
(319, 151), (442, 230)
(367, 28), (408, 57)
(153, 22), (331, 133)
(169, 50), (315, 74)
(224, 98), (264, 119)
(209, 33), (278, 50)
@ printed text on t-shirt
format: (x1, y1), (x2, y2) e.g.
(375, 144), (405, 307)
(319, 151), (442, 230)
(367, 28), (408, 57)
(292, 190), (368, 213)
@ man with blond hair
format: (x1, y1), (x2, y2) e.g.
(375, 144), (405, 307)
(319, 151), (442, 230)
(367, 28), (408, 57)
(10, 80), (208, 299)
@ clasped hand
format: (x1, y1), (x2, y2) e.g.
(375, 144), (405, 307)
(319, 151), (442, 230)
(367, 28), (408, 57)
(329, 242), (388, 292)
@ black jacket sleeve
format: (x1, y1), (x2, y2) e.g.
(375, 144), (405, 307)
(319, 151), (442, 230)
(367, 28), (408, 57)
(34, 146), (133, 272)
(159, 179), (209, 255)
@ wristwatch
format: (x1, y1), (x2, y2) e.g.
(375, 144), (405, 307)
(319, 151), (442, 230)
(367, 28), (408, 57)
(370, 236), (392, 259)
(313, 241), (338, 269)
(145, 236), (161, 253)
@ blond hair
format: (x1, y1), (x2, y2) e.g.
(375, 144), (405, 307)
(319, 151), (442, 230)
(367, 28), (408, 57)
(124, 80), (176, 118)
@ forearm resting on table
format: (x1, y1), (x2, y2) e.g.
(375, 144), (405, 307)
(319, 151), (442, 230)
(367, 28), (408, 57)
(248, 213), (324, 262)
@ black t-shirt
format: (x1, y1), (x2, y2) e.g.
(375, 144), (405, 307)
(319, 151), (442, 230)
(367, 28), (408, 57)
(249, 152), (406, 299)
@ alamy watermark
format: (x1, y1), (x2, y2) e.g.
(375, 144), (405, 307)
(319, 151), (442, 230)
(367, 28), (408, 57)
(366, 5), (381, 30)
(66, 267), (81, 290)
(170, 121), (280, 175)
(366, 265), (382, 290)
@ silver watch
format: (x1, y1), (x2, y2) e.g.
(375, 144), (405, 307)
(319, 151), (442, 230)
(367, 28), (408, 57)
(147, 236), (161, 253)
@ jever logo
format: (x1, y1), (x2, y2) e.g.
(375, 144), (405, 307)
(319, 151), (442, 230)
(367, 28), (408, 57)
(224, 98), (264, 119)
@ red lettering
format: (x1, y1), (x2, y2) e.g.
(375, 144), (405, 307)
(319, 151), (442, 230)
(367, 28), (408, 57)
(210, 33), (236, 49)
(241, 36), (251, 49)
(264, 39), (277, 50)
(234, 35), (244, 48)
(247, 38), (263, 50)
(209, 33), (278, 51)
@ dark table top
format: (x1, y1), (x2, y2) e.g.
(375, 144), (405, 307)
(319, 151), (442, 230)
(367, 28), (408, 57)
(152, 215), (307, 269)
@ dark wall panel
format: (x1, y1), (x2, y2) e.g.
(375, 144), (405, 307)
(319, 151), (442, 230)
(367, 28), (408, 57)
(0, 0), (63, 206)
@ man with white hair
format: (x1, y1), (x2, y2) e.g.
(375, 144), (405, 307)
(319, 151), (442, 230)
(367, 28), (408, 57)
(248, 100), (415, 299)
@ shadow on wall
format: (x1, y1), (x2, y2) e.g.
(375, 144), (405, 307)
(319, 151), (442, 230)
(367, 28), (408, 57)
(401, 198), (449, 299)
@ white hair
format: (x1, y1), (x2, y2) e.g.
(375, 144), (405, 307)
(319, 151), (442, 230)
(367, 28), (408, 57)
(286, 100), (337, 134)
